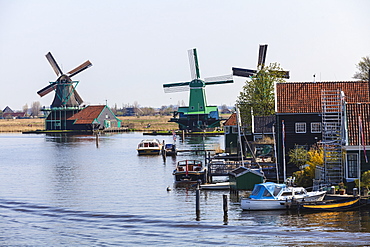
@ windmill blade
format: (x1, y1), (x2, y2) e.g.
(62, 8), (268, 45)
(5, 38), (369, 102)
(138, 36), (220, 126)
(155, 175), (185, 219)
(269, 70), (290, 79)
(163, 81), (190, 88)
(73, 87), (84, 105)
(232, 67), (257, 77)
(163, 81), (190, 93)
(164, 85), (190, 93)
(257, 44), (268, 68)
(46, 52), (63, 76)
(281, 70), (290, 79)
(204, 74), (233, 85)
(188, 48), (200, 80)
(37, 83), (57, 97)
(68, 60), (92, 78)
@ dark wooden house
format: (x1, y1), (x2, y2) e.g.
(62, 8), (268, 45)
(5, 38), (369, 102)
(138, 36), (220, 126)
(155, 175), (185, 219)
(275, 81), (370, 178)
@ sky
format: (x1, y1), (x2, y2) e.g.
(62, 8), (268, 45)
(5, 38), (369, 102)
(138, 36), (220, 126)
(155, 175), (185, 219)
(1, 0), (369, 111)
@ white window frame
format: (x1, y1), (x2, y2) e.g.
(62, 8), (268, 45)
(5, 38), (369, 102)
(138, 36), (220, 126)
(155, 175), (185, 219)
(224, 126), (230, 134)
(346, 153), (359, 180)
(232, 126), (238, 134)
(295, 122), (306, 133)
(311, 122), (321, 133)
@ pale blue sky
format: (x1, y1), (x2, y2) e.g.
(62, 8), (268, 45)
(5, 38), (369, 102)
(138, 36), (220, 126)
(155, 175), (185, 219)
(1, 0), (369, 110)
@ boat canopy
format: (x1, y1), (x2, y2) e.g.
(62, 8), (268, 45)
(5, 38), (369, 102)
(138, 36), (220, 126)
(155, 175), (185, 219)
(249, 182), (286, 200)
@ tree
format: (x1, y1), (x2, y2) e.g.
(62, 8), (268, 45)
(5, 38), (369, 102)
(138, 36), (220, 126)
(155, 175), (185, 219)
(353, 56), (370, 80)
(22, 104), (29, 115)
(288, 146), (309, 168)
(355, 170), (370, 191)
(236, 62), (287, 127)
(30, 101), (41, 117)
(291, 145), (323, 188)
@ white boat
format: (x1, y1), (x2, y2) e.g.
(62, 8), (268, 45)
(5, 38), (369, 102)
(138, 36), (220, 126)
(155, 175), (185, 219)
(200, 182), (230, 190)
(240, 182), (326, 211)
(137, 139), (163, 155)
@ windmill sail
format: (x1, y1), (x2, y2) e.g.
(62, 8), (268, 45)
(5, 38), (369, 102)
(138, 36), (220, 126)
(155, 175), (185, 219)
(68, 60), (92, 78)
(257, 44), (268, 68)
(37, 83), (57, 97)
(188, 48), (200, 80)
(204, 74), (233, 85)
(46, 52), (63, 76)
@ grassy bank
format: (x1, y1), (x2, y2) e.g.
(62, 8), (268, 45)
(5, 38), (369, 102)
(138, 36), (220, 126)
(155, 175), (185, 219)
(1, 114), (230, 133)
(0, 119), (45, 132)
(0, 116), (178, 133)
(118, 116), (178, 131)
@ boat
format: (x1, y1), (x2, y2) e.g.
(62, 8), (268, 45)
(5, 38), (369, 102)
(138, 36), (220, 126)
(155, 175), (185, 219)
(240, 182), (326, 211)
(137, 139), (163, 155)
(173, 160), (207, 183)
(200, 182), (230, 190)
(299, 197), (361, 211)
(164, 143), (177, 156)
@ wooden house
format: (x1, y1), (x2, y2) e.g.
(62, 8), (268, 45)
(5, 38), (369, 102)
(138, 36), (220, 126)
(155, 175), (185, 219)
(66, 105), (122, 131)
(223, 113), (274, 158)
(223, 113), (239, 154)
(275, 81), (370, 179)
(343, 103), (370, 185)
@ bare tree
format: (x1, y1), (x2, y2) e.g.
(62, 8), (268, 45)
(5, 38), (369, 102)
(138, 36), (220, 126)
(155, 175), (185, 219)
(22, 104), (29, 115)
(30, 101), (41, 117)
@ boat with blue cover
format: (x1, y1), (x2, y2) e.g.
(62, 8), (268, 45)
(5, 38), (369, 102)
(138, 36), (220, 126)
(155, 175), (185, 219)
(240, 182), (326, 211)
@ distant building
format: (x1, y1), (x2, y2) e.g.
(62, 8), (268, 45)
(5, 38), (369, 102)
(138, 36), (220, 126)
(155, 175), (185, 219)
(66, 105), (122, 131)
(2, 106), (26, 119)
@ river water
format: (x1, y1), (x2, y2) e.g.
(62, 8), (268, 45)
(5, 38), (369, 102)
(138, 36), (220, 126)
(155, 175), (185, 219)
(0, 132), (369, 246)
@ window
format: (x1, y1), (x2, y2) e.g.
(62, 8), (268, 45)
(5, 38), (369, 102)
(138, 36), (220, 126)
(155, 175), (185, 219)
(295, 122), (306, 133)
(232, 126), (238, 134)
(224, 126), (230, 134)
(311, 122), (321, 133)
(347, 154), (359, 179)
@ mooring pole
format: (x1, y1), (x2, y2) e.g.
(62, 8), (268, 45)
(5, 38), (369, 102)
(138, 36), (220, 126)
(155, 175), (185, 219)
(196, 180), (201, 221)
(95, 132), (99, 148)
(223, 194), (228, 224)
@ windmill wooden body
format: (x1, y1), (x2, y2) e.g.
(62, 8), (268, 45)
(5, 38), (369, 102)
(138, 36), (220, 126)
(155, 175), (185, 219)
(163, 48), (233, 131)
(37, 52), (92, 130)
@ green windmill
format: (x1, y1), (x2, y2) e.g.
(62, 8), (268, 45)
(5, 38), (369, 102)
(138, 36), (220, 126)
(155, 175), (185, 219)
(163, 48), (233, 131)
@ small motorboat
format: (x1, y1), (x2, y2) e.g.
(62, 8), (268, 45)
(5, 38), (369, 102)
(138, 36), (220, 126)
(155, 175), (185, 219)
(137, 139), (163, 155)
(173, 160), (207, 183)
(200, 182), (230, 190)
(164, 143), (177, 156)
(240, 182), (326, 211)
(300, 197), (361, 211)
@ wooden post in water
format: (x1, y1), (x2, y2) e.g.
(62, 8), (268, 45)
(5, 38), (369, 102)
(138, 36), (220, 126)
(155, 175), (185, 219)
(161, 140), (166, 160)
(223, 194), (228, 224)
(95, 132), (99, 148)
(196, 180), (201, 221)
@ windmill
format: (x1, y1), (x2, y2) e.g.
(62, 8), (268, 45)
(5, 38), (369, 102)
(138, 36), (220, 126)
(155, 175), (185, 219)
(163, 48), (233, 131)
(232, 44), (290, 79)
(37, 52), (92, 130)
(37, 52), (92, 108)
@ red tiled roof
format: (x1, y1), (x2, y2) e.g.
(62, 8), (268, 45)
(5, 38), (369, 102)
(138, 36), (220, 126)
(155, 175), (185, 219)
(223, 113), (237, 126)
(276, 81), (370, 113)
(346, 103), (370, 146)
(67, 105), (105, 124)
